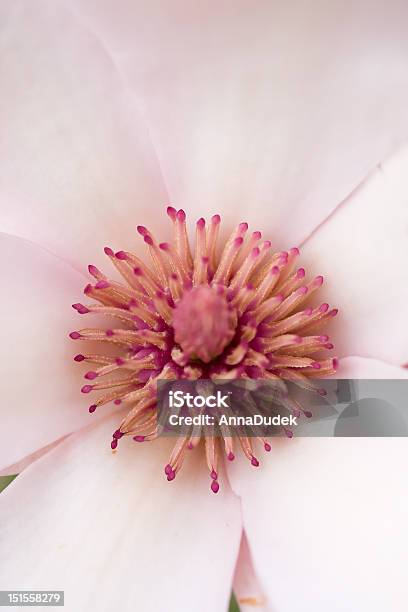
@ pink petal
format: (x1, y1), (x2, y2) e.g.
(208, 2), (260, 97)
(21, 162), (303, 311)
(0, 0), (168, 270)
(70, 1), (408, 244)
(232, 531), (269, 612)
(0, 415), (242, 611)
(0, 234), (116, 471)
(228, 357), (408, 612)
(338, 356), (408, 379)
(0, 436), (67, 478)
(301, 144), (408, 365)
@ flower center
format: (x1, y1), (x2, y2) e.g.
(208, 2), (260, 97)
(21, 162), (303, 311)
(69, 207), (338, 493)
(172, 285), (236, 363)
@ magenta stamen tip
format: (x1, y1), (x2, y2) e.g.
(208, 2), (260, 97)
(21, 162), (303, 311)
(111, 440), (118, 450)
(114, 399), (122, 405)
(290, 247), (300, 256)
(167, 470), (176, 481)
(115, 250), (127, 260)
(159, 242), (169, 251)
(72, 303), (90, 314)
(167, 206), (177, 220)
(133, 435), (145, 442)
(211, 481), (220, 494)
(113, 429), (123, 440)
(83, 283), (92, 295)
(315, 275), (324, 286)
(95, 280), (109, 290)
(81, 385), (93, 394)
(239, 222), (248, 232)
(89, 404), (97, 413)
(84, 371), (97, 380)
(104, 247), (114, 257)
(311, 362), (321, 369)
(164, 464), (173, 475)
(144, 235), (153, 246)
(137, 225), (147, 236)
(319, 303), (329, 313)
(271, 266), (280, 275)
(297, 268), (305, 278)
(177, 209), (186, 221)
(264, 442), (271, 452)
(116, 358), (125, 366)
(69, 331), (81, 340)
(319, 335), (329, 342)
(210, 469), (218, 480)
(251, 456), (260, 467)
(332, 358), (339, 369)
(330, 308), (339, 317)
(106, 329), (114, 337)
(212, 213), (221, 224)
(88, 264), (99, 276)
(197, 217), (205, 229)
(298, 286), (308, 295)
(304, 307), (313, 315)
(74, 354), (85, 362)
(325, 343), (334, 349)
(227, 452), (235, 461)
(234, 236), (244, 246)
(304, 411), (313, 418)
(318, 388), (327, 396)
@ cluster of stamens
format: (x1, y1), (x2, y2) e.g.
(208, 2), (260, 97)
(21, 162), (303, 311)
(70, 208), (338, 493)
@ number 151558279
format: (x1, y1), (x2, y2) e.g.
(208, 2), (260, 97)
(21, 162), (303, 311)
(0, 591), (64, 606)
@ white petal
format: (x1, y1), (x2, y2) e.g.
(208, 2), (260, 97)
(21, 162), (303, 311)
(0, 234), (115, 471)
(70, 0), (408, 243)
(0, 0), (168, 270)
(0, 436), (67, 478)
(301, 143), (408, 365)
(0, 415), (242, 612)
(338, 356), (408, 379)
(228, 357), (408, 612)
(232, 532), (270, 612)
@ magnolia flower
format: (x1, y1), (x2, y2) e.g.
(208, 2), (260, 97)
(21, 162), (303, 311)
(1, 2), (408, 612)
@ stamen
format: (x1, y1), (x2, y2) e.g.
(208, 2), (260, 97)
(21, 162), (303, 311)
(70, 209), (338, 492)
